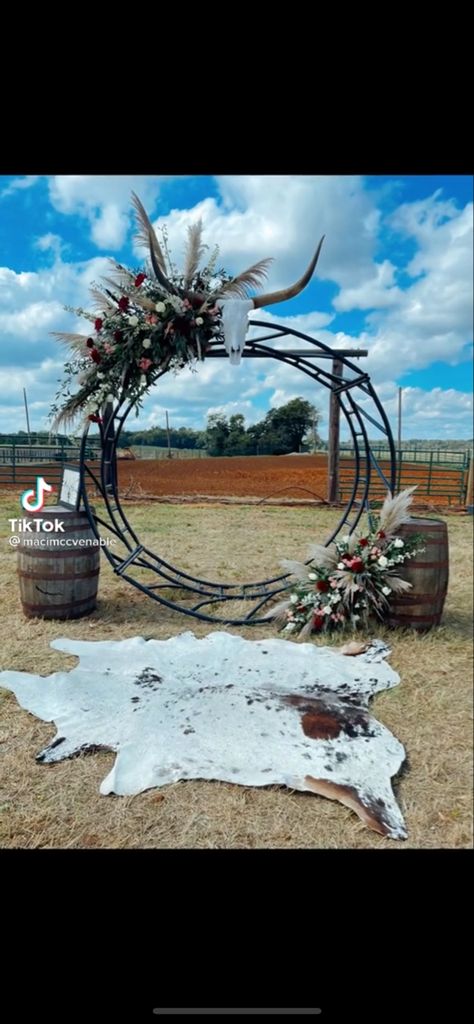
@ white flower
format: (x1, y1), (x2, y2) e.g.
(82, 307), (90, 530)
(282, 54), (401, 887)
(337, 562), (345, 569)
(96, 372), (104, 380)
(342, 534), (350, 543)
(323, 605), (332, 615)
(394, 538), (404, 548)
(378, 555), (388, 568)
(285, 622), (297, 632)
(106, 394), (114, 402)
(382, 586), (392, 596)
(331, 593), (341, 604)
(155, 302), (166, 313)
(290, 594), (298, 604)
(308, 572), (317, 580)
(142, 338), (152, 348)
(195, 317), (204, 326)
(128, 315), (138, 327)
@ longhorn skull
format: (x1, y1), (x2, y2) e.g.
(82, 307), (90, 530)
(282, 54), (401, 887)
(131, 192), (325, 366)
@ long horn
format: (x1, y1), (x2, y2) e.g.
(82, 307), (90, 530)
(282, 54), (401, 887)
(252, 236), (325, 309)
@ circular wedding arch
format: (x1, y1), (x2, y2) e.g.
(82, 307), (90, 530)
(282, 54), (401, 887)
(79, 322), (396, 624)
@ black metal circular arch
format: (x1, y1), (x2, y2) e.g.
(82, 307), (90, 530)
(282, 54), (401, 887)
(79, 322), (396, 624)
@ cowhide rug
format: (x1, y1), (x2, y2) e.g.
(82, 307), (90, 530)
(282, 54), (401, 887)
(0, 632), (407, 840)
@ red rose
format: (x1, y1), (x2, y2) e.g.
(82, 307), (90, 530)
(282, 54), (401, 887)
(134, 273), (146, 287)
(138, 357), (153, 371)
(377, 530), (386, 539)
(351, 557), (364, 572)
(86, 338), (94, 348)
(359, 537), (368, 547)
(88, 414), (102, 423)
(316, 580), (329, 592)
(94, 318), (103, 331)
(114, 330), (122, 342)
(312, 613), (324, 631)
(118, 296), (129, 311)
(90, 348), (101, 364)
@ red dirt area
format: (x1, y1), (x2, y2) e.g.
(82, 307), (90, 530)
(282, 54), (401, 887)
(117, 454), (329, 500)
(116, 454), (466, 505)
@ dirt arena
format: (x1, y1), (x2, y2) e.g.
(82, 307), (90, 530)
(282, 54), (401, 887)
(116, 453), (466, 505)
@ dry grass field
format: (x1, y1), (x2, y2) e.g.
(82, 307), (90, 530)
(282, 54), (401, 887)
(0, 491), (472, 849)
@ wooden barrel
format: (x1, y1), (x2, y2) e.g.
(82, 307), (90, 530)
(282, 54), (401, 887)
(385, 517), (449, 631)
(17, 505), (100, 619)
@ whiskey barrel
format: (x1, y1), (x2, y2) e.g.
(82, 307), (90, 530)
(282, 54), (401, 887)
(17, 505), (100, 619)
(385, 517), (449, 631)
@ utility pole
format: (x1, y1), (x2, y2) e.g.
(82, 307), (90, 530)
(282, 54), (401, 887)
(23, 388), (32, 449)
(165, 411), (172, 458)
(398, 386), (402, 450)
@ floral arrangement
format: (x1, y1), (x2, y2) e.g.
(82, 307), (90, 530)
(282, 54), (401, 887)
(50, 193), (272, 429)
(269, 488), (424, 638)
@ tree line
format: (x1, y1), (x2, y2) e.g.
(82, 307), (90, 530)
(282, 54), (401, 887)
(117, 398), (323, 456)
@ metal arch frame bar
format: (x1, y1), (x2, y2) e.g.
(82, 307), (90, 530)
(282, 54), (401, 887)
(78, 322), (396, 624)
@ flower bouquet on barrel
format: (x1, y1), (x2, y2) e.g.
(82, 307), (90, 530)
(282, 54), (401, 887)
(268, 488), (424, 638)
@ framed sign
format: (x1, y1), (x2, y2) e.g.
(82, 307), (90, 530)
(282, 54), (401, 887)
(59, 465), (82, 510)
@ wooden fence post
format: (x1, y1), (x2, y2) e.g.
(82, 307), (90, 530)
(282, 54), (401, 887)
(328, 358), (343, 503)
(466, 452), (473, 513)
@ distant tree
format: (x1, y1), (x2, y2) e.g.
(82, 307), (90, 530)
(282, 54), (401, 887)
(205, 413), (230, 456)
(260, 398), (320, 454)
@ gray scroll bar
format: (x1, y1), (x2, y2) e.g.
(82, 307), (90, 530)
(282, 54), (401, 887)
(153, 1011), (322, 1016)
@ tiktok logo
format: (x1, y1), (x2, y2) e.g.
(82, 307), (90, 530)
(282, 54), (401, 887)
(20, 476), (54, 512)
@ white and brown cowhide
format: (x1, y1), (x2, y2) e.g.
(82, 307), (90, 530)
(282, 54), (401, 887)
(0, 632), (407, 839)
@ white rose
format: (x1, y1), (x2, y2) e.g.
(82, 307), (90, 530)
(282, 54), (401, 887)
(290, 594), (298, 604)
(142, 338), (151, 348)
(96, 372), (104, 380)
(382, 586), (392, 596)
(323, 605), (332, 615)
(308, 572), (317, 581)
(378, 555), (388, 568)
(331, 593), (341, 604)
(155, 302), (166, 313)
(342, 535), (350, 543)
(394, 538), (404, 548)
(128, 315), (138, 327)
(195, 317), (204, 326)
(337, 562), (345, 569)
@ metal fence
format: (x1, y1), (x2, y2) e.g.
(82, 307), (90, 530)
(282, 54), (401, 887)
(0, 436), (100, 487)
(339, 447), (471, 505)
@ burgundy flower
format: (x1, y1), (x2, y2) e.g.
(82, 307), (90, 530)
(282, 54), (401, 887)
(90, 348), (101, 364)
(86, 338), (94, 348)
(94, 318), (103, 331)
(114, 330), (123, 342)
(359, 537), (368, 547)
(138, 357), (153, 371)
(350, 556), (364, 572)
(377, 530), (386, 539)
(134, 273), (146, 287)
(312, 613), (324, 631)
(316, 580), (329, 592)
(118, 296), (129, 312)
(88, 414), (102, 423)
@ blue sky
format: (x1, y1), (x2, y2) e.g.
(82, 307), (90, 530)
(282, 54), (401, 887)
(0, 174), (472, 440)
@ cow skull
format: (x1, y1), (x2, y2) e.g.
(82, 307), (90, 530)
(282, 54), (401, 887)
(218, 234), (326, 365)
(131, 192), (325, 367)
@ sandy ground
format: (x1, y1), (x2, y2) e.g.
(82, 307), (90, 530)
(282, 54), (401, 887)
(0, 496), (472, 849)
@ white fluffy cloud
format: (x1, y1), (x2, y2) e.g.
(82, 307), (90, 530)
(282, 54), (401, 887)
(47, 176), (171, 250)
(0, 176), (472, 439)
